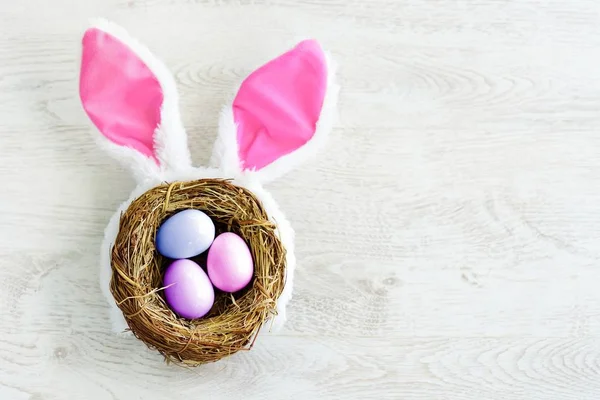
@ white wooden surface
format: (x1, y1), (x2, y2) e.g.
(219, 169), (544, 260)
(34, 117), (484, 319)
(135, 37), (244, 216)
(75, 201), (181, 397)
(2, 0), (600, 399)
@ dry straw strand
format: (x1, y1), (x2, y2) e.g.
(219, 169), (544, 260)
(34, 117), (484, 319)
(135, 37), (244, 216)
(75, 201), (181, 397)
(110, 179), (286, 365)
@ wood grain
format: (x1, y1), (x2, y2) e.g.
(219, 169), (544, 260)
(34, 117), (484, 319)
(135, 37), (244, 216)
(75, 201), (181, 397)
(2, 0), (600, 398)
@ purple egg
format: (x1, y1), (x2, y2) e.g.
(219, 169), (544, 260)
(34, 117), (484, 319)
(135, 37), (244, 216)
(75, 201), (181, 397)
(163, 259), (214, 319)
(156, 209), (215, 259)
(207, 232), (254, 293)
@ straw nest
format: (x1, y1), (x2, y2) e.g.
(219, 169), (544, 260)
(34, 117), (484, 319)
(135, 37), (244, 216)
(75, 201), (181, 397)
(110, 179), (286, 365)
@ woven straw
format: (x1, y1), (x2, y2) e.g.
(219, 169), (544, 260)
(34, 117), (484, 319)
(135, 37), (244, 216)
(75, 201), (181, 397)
(110, 179), (286, 365)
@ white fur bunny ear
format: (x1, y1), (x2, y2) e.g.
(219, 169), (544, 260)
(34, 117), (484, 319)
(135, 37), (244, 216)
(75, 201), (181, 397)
(79, 20), (191, 182)
(212, 40), (339, 183)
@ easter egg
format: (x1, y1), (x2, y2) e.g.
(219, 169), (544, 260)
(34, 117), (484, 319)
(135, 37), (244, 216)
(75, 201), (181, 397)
(207, 232), (254, 292)
(163, 259), (214, 319)
(156, 209), (215, 258)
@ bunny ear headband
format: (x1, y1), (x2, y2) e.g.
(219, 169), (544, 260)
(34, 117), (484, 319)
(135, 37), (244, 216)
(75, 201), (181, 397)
(80, 20), (337, 183)
(80, 20), (338, 334)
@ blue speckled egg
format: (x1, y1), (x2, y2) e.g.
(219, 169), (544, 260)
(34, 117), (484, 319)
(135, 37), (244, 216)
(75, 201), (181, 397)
(155, 209), (215, 258)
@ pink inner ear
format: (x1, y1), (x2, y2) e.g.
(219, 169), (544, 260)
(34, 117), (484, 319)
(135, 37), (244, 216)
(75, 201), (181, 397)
(80, 28), (163, 163)
(233, 40), (328, 171)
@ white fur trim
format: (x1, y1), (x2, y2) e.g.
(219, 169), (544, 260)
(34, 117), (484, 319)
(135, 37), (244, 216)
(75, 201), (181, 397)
(210, 107), (243, 175)
(87, 19), (192, 182)
(101, 199), (131, 333)
(238, 178), (295, 331)
(100, 168), (294, 334)
(212, 50), (339, 184)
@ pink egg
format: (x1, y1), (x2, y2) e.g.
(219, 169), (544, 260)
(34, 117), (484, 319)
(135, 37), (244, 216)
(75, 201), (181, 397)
(163, 259), (214, 319)
(207, 232), (254, 292)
